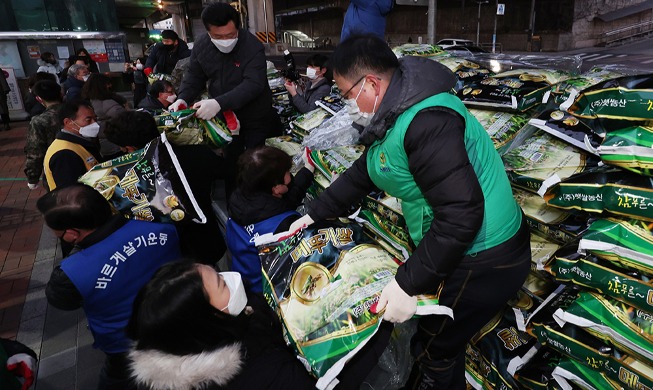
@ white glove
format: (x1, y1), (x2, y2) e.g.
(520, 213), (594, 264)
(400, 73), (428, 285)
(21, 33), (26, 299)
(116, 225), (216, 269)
(374, 278), (417, 323)
(288, 214), (314, 235)
(168, 99), (187, 112)
(27, 182), (39, 190)
(193, 99), (221, 120)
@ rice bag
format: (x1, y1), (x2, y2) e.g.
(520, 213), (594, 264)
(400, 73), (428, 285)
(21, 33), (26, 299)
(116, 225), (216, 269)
(552, 356), (627, 390)
(548, 248), (653, 313)
(154, 109), (232, 148)
(469, 109), (533, 155)
(513, 187), (594, 244)
(147, 72), (173, 85)
(255, 221), (451, 388)
(79, 133), (205, 224)
(531, 320), (653, 390)
(291, 107), (332, 133)
(578, 218), (653, 276)
(513, 346), (566, 390)
(503, 130), (601, 194)
(357, 193), (413, 260)
(528, 104), (605, 154)
(265, 135), (304, 175)
(314, 93), (345, 115)
(457, 69), (572, 112)
(430, 57), (491, 93)
(567, 73), (653, 122)
(530, 233), (561, 273)
(310, 145), (365, 181)
(392, 43), (446, 58)
(465, 307), (536, 390)
(553, 290), (653, 362)
(545, 66), (627, 107)
(540, 166), (653, 222)
(595, 126), (653, 175)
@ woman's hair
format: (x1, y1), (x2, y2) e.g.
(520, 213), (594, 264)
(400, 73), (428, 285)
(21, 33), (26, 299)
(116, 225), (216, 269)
(236, 146), (292, 194)
(76, 48), (91, 58)
(40, 52), (55, 62)
(105, 111), (159, 148)
(148, 80), (173, 98)
(81, 73), (113, 100)
(28, 72), (57, 88)
(127, 261), (244, 356)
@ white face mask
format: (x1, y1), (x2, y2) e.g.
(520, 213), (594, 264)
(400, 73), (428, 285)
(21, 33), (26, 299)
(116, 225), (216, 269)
(165, 94), (177, 103)
(210, 36), (238, 53)
(345, 78), (378, 127)
(306, 67), (318, 80)
(74, 121), (100, 138)
(82, 74), (90, 82)
(220, 272), (247, 316)
(136, 63), (144, 70)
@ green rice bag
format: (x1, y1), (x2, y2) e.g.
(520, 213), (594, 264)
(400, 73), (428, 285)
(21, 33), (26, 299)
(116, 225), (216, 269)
(255, 221), (450, 388)
(457, 69), (571, 112)
(546, 66), (626, 107)
(202, 117), (232, 148)
(430, 57), (491, 93)
(553, 290), (653, 362)
(531, 321), (653, 390)
(541, 166), (653, 222)
(265, 135), (304, 175)
(503, 130), (600, 194)
(548, 248), (653, 313)
(552, 355), (629, 390)
(291, 107), (332, 133)
(530, 233), (561, 273)
(310, 145), (365, 181)
(597, 126), (653, 175)
(528, 104), (604, 155)
(79, 133), (205, 224)
(513, 187), (594, 244)
(469, 109), (533, 155)
(567, 74), (653, 122)
(513, 346), (567, 390)
(578, 218), (653, 275)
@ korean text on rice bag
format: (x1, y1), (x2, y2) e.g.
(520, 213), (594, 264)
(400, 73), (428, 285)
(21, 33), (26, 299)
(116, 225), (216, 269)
(541, 166), (653, 222)
(546, 66), (626, 107)
(255, 221), (450, 389)
(79, 133), (205, 224)
(567, 73), (653, 122)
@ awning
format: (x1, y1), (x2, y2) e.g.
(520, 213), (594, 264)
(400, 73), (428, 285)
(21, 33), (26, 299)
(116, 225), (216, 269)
(595, 0), (653, 22)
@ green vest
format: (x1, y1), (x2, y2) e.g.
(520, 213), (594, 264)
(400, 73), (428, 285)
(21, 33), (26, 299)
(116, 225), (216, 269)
(366, 92), (521, 254)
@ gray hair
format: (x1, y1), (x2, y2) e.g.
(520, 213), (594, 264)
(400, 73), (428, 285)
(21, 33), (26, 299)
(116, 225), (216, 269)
(68, 64), (88, 78)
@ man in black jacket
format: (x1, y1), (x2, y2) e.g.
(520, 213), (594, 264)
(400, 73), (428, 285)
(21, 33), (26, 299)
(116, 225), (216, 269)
(168, 3), (282, 195)
(143, 30), (191, 76)
(137, 80), (175, 113)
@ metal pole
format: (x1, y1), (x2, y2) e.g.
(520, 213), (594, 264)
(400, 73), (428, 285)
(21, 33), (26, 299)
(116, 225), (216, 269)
(263, 0), (269, 43)
(492, 0), (497, 53)
(476, 2), (481, 45)
(427, 0), (436, 44)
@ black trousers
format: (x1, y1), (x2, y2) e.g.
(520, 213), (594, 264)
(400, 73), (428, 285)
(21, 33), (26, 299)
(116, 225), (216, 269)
(403, 216), (531, 390)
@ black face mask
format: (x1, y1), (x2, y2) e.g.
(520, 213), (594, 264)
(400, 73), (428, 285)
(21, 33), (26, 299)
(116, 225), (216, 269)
(47, 58), (57, 65)
(162, 44), (174, 50)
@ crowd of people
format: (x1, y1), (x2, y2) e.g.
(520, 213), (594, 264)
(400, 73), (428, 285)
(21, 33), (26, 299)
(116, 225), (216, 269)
(11, 2), (532, 390)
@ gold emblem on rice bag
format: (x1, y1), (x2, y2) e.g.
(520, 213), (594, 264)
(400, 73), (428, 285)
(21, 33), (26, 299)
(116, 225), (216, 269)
(291, 262), (332, 304)
(471, 89), (483, 96)
(550, 111), (565, 121)
(164, 195), (179, 208)
(170, 208), (185, 221)
(563, 117), (579, 126)
(463, 87), (472, 95)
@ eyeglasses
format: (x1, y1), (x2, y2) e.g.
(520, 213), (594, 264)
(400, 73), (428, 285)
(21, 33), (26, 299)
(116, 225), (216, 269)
(341, 75), (366, 99)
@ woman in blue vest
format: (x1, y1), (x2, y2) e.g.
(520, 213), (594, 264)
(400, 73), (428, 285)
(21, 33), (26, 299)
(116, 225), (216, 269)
(291, 35), (531, 389)
(226, 146), (314, 293)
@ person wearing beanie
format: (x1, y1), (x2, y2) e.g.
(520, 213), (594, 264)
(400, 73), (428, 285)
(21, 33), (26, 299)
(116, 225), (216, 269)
(143, 29), (191, 76)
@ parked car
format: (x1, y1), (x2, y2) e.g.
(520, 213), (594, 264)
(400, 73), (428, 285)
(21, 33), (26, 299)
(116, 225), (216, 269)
(436, 38), (475, 49)
(445, 45), (489, 56)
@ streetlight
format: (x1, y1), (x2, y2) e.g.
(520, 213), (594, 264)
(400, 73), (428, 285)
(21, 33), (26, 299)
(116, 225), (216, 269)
(476, 0), (488, 46)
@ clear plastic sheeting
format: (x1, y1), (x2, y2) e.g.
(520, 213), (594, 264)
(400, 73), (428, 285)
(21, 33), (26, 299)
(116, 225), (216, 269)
(302, 108), (360, 150)
(455, 53), (583, 76)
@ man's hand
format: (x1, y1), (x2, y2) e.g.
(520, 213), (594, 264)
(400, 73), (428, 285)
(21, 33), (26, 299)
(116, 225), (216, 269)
(373, 278), (417, 323)
(27, 182), (39, 190)
(288, 214), (314, 235)
(193, 99), (221, 120)
(168, 99), (187, 112)
(284, 81), (297, 96)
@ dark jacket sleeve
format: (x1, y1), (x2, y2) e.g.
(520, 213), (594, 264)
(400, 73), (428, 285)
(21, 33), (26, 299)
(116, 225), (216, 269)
(24, 120), (50, 183)
(177, 46), (208, 104)
(45, 266), (83, 310)
(291, 83), (331, 114)
(48, 150), (89, 188)
(394, 108), (485, 296)
(144, 44), (160, 70)
(283, 167), (314, 207)
(307, 150), (376, 221)
(214, 38), (269, 112)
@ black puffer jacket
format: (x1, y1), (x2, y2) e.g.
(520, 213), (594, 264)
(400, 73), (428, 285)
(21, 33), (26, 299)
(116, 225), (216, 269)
(145, 40), (191, 75)
(307, 56), (486, 295)
(177, 30), (278, 133)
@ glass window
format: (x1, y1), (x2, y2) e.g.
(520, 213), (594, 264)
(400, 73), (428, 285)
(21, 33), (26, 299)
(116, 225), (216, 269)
(3, 0), (118, 32)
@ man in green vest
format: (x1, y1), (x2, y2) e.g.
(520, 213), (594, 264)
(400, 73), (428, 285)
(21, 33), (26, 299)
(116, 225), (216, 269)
(44, 100), (103, 191)
(291, 35), (531, 389)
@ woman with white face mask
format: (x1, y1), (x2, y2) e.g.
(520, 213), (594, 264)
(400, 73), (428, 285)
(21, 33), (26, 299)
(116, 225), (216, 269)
(284, 54), (332, 113)
(127, 261), (317, 390)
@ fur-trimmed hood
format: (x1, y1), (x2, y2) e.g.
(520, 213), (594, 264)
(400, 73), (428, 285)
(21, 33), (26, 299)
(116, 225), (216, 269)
(129, 343), (243, 390)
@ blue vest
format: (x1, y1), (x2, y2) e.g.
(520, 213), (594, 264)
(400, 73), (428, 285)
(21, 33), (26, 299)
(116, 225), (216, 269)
(61, 220), (180, 354)
(226, 211), (298, 293)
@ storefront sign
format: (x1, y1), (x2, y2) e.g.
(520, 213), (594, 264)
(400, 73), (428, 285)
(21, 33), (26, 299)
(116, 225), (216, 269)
(83, 40), (109, 63)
